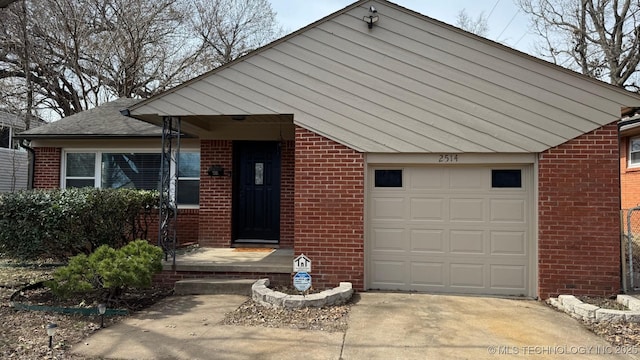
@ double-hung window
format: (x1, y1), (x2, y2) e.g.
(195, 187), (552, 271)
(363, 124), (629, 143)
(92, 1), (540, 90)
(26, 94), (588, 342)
(630, 137), (640, 168)
(176, 152), (200, 206)
(63, 150), (200, 206)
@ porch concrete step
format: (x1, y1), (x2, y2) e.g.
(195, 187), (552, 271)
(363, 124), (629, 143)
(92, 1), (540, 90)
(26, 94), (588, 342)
(174, 278), (256, 296)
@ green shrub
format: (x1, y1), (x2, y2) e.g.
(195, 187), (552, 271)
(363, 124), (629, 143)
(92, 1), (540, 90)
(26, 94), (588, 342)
(0, 188), (158, 260)
(47, 240), (163, 302)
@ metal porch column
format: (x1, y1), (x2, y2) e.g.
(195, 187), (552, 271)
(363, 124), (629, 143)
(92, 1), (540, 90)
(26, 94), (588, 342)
(159, 116), (181, 266)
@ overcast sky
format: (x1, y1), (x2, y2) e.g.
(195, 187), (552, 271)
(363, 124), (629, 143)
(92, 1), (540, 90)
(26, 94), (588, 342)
(269, 0), (536, 54)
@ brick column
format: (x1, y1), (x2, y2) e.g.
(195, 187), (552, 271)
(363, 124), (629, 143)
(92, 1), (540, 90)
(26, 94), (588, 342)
(198, 140), (233, 247)
(294, 127), (365, 290)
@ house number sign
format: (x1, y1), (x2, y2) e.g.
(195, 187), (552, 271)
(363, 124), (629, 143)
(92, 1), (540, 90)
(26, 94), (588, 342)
(438, 154), (459, 163)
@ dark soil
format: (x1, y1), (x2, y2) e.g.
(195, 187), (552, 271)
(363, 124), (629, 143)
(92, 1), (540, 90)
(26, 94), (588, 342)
(12, 283), (174, 312)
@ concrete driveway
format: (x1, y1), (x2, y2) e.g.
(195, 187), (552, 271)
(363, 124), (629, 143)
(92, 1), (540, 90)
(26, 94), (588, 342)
(344, 293), (638, 359)
(72, 293), (639, 360)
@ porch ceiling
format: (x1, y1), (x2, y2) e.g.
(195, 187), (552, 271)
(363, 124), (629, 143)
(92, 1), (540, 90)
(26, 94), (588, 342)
(132, 113), (295, 140)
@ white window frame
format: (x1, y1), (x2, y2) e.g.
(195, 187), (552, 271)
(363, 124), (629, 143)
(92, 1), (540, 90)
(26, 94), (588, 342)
(630, 137), (640, 168)
(61, 148), (200, 209)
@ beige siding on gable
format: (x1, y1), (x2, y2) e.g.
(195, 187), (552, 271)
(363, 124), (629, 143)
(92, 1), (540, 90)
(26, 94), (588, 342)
(130, 0), (640, 153)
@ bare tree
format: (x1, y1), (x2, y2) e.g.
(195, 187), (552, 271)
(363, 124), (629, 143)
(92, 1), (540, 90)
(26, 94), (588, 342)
(518, 0), (640, 91)
(456, 9), (489, 37)
(190, 0), (283, 66)
(0, 0), (282, 119)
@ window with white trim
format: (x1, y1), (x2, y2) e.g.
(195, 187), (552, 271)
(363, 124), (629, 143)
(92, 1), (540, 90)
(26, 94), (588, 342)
(177, 152), (200, 205)
(631, 137), (640, 167)
(63, 150), (200, 206)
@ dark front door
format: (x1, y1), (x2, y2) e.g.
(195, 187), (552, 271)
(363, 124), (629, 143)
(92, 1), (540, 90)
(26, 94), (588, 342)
(233, 141), (281, 243)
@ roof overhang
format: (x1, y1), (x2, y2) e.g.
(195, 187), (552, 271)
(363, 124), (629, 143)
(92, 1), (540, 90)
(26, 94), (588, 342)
(620, 110), (640, 137)
(128, 113), (295, 141)
(13, 134), (164, 140)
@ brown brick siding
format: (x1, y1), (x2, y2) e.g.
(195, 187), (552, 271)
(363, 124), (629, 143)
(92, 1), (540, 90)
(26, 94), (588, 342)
(33, 147), (61, 189)
(145, 208), (200, 246)
(280, 140), (295, 248)
(198, 140), (233, 247)
(294, 127), (365, 290)
(538, 123), (620, 299)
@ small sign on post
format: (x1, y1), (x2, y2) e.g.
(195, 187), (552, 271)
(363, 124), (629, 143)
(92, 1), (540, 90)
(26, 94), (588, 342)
(293, 271), (312, 292)
(293, 254), (312, 292)
(293, 253), (311, 273)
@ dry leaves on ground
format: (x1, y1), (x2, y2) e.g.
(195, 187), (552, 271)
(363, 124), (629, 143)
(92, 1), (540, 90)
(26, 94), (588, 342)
(222, 299), (351, 332)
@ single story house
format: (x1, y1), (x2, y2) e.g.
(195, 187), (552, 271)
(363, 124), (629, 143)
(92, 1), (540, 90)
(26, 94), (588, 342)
(18, 0), (640, 299)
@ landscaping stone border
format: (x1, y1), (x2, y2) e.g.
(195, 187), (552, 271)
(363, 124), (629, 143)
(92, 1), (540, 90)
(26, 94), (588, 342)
(251, 278), (353, 309)
(548, 295), (640, 322)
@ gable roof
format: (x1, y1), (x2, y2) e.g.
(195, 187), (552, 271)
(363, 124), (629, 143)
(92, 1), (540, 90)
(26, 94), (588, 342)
(16, 98), (162, 139)
(0, 111), (45, 132)
(0, 111), (26, 131)
(128, 0), (640, 153)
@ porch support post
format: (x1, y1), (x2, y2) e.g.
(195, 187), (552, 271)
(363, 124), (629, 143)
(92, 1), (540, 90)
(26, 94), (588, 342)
(159, 116), (181, 266)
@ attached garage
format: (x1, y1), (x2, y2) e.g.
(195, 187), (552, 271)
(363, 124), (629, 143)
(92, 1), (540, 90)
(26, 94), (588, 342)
(367, 155), (536, 296)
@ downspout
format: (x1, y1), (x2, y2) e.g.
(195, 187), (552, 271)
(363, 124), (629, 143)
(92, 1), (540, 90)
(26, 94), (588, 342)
(19, 139), (35, 189)
(618, 114), (640, 292)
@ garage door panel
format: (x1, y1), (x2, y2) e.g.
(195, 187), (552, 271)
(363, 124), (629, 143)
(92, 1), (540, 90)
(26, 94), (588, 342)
(371, 197), (405, 220)
(490, 199), (526, 223)
(410, 229), (445, 253)
(371, 228), (407, 252)
(370, 260), (407, 284)
(410, 198), (445, 221)
(449, 168), (486, 189)
(450, 263), (485, 288)
(449, 230), (484, 254)
(490, 265), (526, 290)
(410, 168), (444, 189)
(450, 199), (484, 222)
(368, 165), (532, 296)
(411, 262), (445, 286)
(491, 231), (526, 255)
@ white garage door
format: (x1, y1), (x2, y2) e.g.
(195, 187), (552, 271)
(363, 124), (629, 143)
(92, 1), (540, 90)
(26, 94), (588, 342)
(367, 165), (533, 296)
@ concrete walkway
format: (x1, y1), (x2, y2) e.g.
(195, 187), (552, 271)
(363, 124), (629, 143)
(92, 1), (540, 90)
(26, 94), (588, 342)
(71, 293), (640, 360)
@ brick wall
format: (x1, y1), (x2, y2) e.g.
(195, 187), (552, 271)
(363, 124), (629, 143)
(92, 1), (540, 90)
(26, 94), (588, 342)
(538, 123), (620, 299)
(33, 147), (61, 188)
(620, 136), (640, 210)
(199, 140), (233, 247)
(294, 127), (365, 290)
(145, 208), (200, 246)
(280, 140), (295, 249)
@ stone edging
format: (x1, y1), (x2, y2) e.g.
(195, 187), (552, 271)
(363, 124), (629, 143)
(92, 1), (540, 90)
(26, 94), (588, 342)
(548, 295), (640, 322)
(251, 278), (353, 309)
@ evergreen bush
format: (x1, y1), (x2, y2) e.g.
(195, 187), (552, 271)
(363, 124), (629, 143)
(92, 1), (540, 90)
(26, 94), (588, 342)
(47, 240), (164, 302)
(0, 188), (158, 260)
